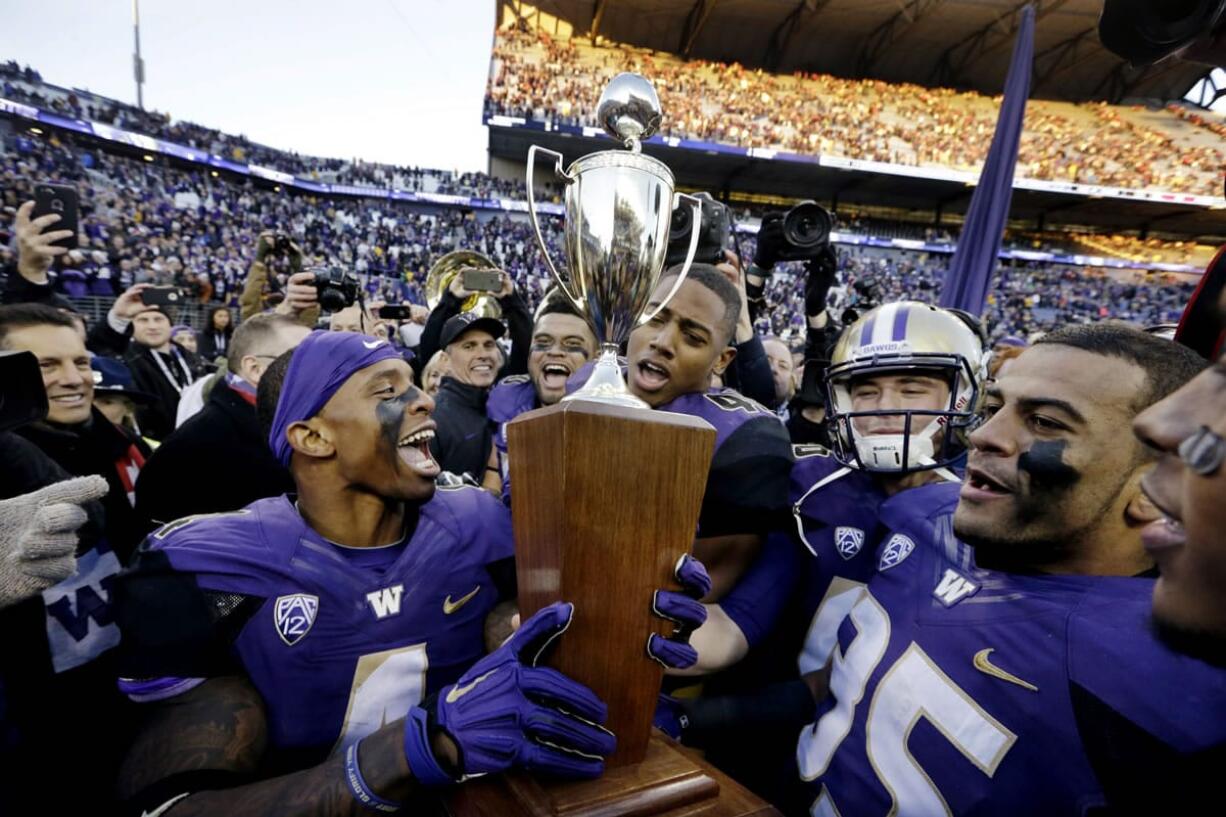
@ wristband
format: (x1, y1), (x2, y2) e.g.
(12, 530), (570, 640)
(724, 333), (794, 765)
(344, 741), (402, 813)
(402, 705), (456, 787)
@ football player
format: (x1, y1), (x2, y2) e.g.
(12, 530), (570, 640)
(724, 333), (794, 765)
(113, 331), (708, 815)
(487, 293), (597, 501)
(621, 263), (794, 599)
(1133, 340), (1226, 664)
(796, 323), (1224, 815)
(668, 302), (986, 809)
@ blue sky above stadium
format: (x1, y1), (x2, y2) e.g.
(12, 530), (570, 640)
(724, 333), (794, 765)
(0, 0), (496, 172)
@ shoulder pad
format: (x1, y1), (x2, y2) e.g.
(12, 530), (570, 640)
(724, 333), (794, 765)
(426, 482), (508, 532)
(704, 390), (772, 415)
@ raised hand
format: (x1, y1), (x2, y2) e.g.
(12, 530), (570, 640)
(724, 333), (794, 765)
(14, 201), (75, 283)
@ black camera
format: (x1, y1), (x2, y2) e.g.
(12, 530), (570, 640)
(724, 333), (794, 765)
(273, 234), (293, 255)
(775, 201), (834, 262)
(313, 266), (360, 313)
(666, 192), (731, 267)
(0, 351), (49, 433)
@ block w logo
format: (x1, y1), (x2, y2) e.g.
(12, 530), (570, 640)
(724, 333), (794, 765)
(933, 568), (979, 607)
(366, 584), (405, 620)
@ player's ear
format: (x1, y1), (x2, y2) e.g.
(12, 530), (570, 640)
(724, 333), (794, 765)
(287, 417), (336, 460)
(712, 345), (737, 377)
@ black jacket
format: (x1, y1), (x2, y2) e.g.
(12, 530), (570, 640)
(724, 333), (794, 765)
(197, 327), (232, 362)
(1, 266), (75, 308)
(123, 343), (204, 441)
(0, 432), (132, 815)
(14, 408), (152, 564)
(135, 382), (294, 530)
(428, 377), (493, 480)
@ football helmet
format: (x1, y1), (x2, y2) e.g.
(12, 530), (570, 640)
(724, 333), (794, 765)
(825, 301), (987, 472)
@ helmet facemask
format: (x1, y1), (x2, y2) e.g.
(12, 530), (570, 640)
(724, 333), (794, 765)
(825, 353), (980, 473)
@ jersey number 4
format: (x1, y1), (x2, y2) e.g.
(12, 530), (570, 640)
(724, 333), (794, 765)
(799, 583), (1017, 817)
(333, 644), (428, 752)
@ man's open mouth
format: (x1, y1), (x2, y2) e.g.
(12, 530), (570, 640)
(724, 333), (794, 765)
(635, 359), (670, 390)
(398, 426), (440, 478)
(541, 363), (571, 390)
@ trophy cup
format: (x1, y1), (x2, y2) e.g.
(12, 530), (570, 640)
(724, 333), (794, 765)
(449, 75), (778, 817)
(525, 72), (703, 407)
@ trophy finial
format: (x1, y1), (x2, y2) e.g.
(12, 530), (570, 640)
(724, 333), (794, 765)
(597, 73), (662, 151)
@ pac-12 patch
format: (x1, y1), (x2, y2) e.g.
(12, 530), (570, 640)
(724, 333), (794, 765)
(274, 593), (319, 646)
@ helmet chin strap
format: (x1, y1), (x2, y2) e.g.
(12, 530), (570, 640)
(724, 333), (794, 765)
(851, 414), (962, 482)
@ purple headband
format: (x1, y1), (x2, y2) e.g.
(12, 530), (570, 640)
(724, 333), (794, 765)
(268, 330), (403, 467)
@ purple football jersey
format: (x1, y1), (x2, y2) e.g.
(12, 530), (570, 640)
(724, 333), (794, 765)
(123, 485), (514, 762)
(798, 482), (1226, 816)
(487, 374), (538, 505)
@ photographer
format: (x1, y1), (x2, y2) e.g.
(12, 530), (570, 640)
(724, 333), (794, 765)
(748, 206), (842, 441)
(239, 232), (319, 327)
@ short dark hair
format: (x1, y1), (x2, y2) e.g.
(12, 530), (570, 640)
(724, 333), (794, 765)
(228, 313), (302, 372)
(1034, 322), (1206, 412)
(659, 263), (741, 346)
(256, 347), (296, 444)
(535, 290), (585, 323)
(0, 303), (78, 349)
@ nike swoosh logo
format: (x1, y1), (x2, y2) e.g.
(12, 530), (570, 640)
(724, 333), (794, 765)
(973, 648), (1038, 692)
(362, 340), (384, 349)
(142, 793), (191, 817)
(443, 586), (481, 615)
(445, 669), (497, 704)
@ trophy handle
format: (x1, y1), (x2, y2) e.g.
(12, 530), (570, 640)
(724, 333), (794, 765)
(526, 145), (583, 311)
(641, 191), (703, 324)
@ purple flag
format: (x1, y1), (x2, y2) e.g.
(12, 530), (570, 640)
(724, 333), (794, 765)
(939, 5), (1035, 314)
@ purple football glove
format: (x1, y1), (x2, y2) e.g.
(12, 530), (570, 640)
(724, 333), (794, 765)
(647, 554), (711, 670)
(403, 601), (616, 785)
(653, 693), (691, 741)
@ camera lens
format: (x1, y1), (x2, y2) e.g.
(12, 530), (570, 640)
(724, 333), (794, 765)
(783, 203), (832, 249)
(670, 203), (694, 243)
(318, 287), (346, 313)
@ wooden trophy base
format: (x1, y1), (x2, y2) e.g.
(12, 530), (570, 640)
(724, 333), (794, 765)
(447, 731), (780, 817)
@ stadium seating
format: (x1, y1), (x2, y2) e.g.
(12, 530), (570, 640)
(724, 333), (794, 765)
(0, 59), (1201, 344)
(484, 28), (1224, 197)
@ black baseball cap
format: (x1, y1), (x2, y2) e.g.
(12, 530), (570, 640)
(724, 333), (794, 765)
(440, 312), (505, 349)
(91, 356), (157, 404)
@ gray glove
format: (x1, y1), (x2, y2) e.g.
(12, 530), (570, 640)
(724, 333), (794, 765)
(0, 475), (109, 609)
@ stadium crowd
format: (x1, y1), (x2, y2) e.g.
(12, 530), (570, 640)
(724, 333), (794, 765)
(485, 28), (1224, 196)
(1, 34), (1224, 817)
(0, 124), (1199, 348)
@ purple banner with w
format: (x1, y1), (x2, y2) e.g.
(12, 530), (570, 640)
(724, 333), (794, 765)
(939, 5), (1035, 314)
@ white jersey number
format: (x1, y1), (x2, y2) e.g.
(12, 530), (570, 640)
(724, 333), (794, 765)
(799, 592), (1016, 817)
(333, 644), (428, 752)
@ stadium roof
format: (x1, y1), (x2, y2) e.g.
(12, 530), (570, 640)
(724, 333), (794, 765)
(516, 0), (1208, 104)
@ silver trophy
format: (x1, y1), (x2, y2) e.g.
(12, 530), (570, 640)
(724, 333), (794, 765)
(527, 73), (702, 408)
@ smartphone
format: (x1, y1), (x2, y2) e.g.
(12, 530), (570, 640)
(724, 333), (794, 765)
(0, 351), (50, 433)
(31, 183), (79, 250)
(461, 267), (503, 293)
(141, 286), (184, 307)
(377, 304), (415, 320)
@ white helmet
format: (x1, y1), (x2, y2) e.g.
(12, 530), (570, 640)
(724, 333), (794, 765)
(825, 301), (988, 473)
